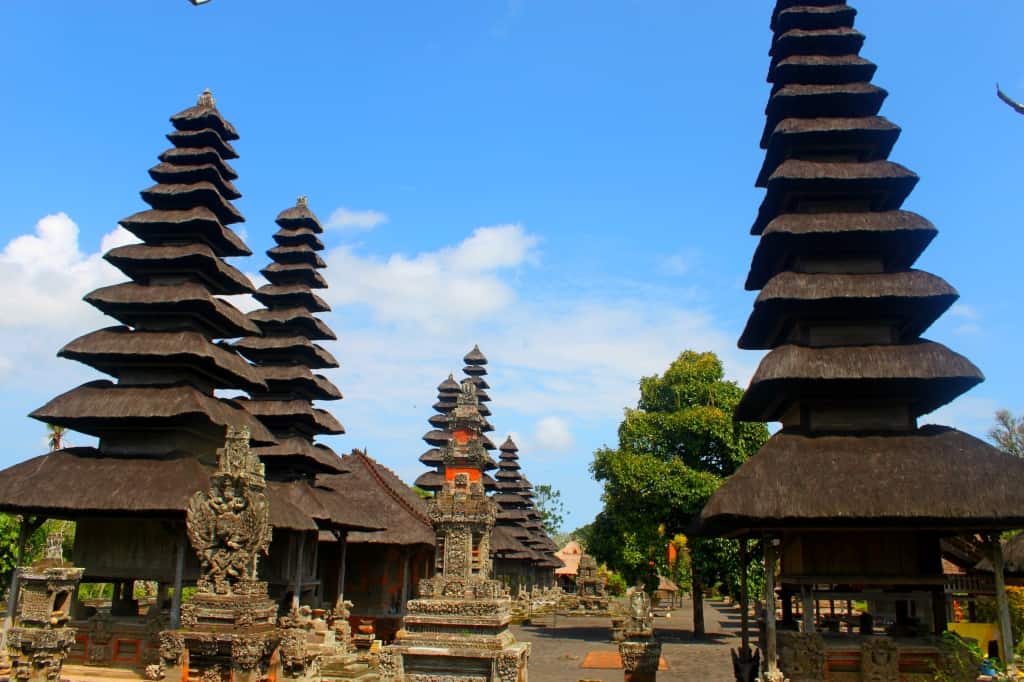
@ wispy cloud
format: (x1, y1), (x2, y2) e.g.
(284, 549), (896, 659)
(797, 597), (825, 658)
(326, 207), (389, 232)
(659, 249), (698, 276)
(950, 302), (981, 335)
(322, 223), (539, 331)
(533, 416), (574, 452)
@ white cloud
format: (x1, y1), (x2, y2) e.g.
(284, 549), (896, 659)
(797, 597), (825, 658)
(322, 224), (539, 331)
(0, 213), (131, 330)
(534, 416), (573, 452)
(659, 250), (697, 276)
(326, 207), (389, 232)
(949, 303), (981, 335)
(950, 303), (980, 320)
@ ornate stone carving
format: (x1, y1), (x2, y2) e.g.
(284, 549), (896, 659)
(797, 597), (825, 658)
(158, 631), (184, 666)
(496, 649), (525, 682)
(5, 537), (84, 682)
(776, 631), (825, 681)
(619, 639), (662, 673)
(860, 637), (899, 682)
(161, 428), (279, 682)
(377, 647), (398, 680)
(186, 426), (272, 596)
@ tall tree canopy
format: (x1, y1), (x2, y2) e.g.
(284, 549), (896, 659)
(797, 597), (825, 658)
(534, 484), (566, 536)
(588, 350), (769, 630)
(990, 409), (1024, 458)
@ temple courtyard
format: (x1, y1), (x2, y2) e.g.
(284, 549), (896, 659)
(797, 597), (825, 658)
(514, 599), (737, 682)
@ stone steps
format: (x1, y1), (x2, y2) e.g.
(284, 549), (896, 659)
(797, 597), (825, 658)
(63, 664), (145, 681)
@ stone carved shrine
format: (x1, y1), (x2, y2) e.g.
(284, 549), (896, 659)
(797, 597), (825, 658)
(574, 554), (609, 613)
(382, 379), (529, 682)
(158, 426), (279, 682)
(618, 588), (660, 682)
(5, 533), (84, 682)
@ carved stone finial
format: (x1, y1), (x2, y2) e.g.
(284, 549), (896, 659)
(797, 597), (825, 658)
(197, 88), (216, 109)
(296, 195), (308, 208)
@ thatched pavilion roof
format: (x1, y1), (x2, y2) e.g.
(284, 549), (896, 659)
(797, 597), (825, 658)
(698, 427), (1024, 537)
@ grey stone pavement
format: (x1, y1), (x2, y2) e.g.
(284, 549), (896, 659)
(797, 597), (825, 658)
(512, 597), (743, 682)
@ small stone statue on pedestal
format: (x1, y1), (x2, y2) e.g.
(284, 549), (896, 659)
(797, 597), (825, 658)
(618, 584), (660, 682)
(155, 427), (279, 682)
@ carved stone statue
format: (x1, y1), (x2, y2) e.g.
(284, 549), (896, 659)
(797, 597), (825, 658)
(186, 426), (272, 595)
(626, 587), (653, 636)
(160, 427), (279, 682)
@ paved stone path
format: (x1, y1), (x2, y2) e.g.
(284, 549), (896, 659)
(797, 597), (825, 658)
(512, 597), (745, 681)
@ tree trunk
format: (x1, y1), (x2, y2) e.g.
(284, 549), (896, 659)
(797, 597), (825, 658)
(692, 575), (705, 636)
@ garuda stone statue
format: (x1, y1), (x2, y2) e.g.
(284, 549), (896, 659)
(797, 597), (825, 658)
(186, 425), (272, 595)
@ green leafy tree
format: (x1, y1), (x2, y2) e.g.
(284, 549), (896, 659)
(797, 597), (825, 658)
(46, 424), (68, 451)
(533, 484), (566, 536)
(990, 410), (1024, 458)
(588, 350), (769, 635)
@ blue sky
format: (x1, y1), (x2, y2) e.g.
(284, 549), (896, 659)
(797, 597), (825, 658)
(0, 1), (1022, 531)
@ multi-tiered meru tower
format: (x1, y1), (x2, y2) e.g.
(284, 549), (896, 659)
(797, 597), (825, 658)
(698, 2), (1024, 679)
(382, 379), (529, 682)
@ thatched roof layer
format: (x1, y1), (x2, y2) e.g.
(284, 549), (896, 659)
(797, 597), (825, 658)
(31, 381), (275, 444)
(343, 451), (434, 546)
(170, 92), (240, 141)
(119, 207), (251, 257)
(252, 284), (330, 312)
(86, 281), (258, 337)
(736, 341), (983, 421)
(739, 270), (958, 348)
(773, 4), (856, 34)
(746, 210), (936, 289)
(256, 436), (346, 474)
(105, 243), (253, 294)
(233, 335), (338, 369)
(697, 427), (1024, 536)
(276, 199), (324, 233)
(60, 326), (265, 391)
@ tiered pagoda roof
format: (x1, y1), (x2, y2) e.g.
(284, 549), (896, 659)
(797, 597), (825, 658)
(698, 0), (1024, 535)
(233, 197), (347, 480)
(491, 436), (562, 569)
(0, 92), (362, 534)
(414, 348), (498, 494)
(32, 90), (273, 459)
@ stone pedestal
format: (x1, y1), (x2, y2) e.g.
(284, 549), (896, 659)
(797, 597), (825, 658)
(5, 542), (84, 682)
(157, 582), (279, 682)
(619, 638), (661, 682)
(383, 576), (529, 682)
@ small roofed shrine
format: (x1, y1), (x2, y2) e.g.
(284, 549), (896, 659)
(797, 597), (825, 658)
(231, 197), (379, 613)
(696, 2), (1024, 680)
(5, 533), (84, 682)
(381, 379), (529, 681)
(338, 450), (435, 642)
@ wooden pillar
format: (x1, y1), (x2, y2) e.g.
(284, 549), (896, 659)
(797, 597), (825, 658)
(399, 550), (412, 616)
(336, 533), (348, 606)
(739, 538), (750, 652)
(764, 538), (781, 675)
(991, 538), (1016, 669)
(801, 588), (814, 633)
(170, 529), (186, 629)
(292, 533), (306, 611)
